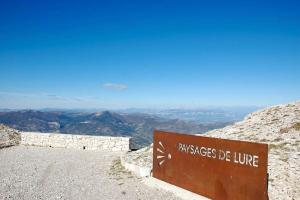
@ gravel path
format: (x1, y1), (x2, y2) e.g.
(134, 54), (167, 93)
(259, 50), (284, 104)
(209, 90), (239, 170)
(0, 146), (180, 200)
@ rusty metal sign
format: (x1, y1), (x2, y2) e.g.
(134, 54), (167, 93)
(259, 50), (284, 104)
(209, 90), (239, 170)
(153, 130), (268, 200)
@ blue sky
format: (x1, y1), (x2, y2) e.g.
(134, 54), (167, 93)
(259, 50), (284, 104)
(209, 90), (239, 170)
(0, 0), (299, 109)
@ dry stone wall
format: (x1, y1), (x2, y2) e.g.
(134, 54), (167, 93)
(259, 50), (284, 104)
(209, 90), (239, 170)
(21, 132), (131, 152)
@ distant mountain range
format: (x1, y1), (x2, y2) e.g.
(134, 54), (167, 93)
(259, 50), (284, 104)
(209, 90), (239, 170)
(121, 107), (259, 123)
(0, 110), (234, 148)
(0, 106), (259, 123)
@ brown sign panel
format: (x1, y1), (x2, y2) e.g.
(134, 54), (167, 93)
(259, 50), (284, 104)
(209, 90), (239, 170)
(153, 130), (268, 200)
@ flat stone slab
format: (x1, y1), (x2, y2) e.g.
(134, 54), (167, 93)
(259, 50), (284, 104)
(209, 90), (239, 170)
(0, 146), (180, 200)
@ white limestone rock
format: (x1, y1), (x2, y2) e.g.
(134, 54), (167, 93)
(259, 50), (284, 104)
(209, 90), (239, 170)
(123, 101), (300, 200)
(0, 124), (21, 148)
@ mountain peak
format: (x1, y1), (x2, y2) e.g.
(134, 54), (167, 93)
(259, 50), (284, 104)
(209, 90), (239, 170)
(101, 110), (113, 116)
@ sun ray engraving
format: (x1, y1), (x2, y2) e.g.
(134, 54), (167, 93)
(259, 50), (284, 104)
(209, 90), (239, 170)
(156, 141), (171, 167)
(157, 148), (164, 154)
(159, 160), (165, 166)
(157, 155), (165, 159)
(159, 141), (165, 149)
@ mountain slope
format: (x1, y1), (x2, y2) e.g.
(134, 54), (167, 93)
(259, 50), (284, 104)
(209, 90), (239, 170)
(124, 101), (300, 200)
(0, 110), (230, 148)
(203, 101), (300, 200)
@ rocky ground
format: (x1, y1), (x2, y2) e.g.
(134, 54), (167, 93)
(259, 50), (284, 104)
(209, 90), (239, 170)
(124, 101), (300, 200)
(0, 124), (20, 148)
(0, 146), (180, 200)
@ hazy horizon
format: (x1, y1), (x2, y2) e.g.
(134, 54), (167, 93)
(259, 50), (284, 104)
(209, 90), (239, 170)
(0, 105), (261, 111)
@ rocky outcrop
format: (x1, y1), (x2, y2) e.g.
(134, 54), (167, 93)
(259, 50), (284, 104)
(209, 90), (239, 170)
(123, 101), (300, 200)
(0, 124), (21, 148)
(121, 144), (153, 177)
(203, 101), (300, 200)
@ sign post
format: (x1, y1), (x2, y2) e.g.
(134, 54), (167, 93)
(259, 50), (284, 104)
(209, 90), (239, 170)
(153, 130), (268, 200)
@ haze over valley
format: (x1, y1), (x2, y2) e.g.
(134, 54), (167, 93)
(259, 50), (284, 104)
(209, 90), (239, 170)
(0, 107), (252, 148)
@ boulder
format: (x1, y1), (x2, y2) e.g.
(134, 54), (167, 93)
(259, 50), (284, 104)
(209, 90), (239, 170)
(0, 124), (21, 148)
